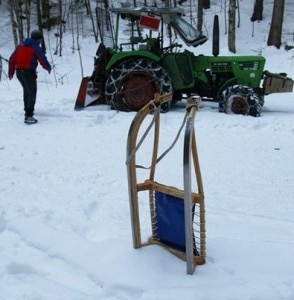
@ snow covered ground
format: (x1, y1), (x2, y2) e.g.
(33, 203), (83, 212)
(1, 1), (294, 299)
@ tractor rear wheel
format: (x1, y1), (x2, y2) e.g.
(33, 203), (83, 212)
(105, 58), (172, 112)
(219, 85), (262, 117)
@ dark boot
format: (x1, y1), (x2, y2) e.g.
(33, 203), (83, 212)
(24, 116), (38, 124)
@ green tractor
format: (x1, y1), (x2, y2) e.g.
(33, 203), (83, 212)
(75, 5), (293, 116)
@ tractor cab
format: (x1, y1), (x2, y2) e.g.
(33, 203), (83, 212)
(110, 6), (207, 53)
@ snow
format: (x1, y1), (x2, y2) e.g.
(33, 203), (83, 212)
(1, 1), (294, 299)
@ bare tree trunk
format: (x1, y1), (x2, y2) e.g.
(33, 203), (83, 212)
(41, 0), (50, 18)
(84, 0), (90, 15)
(24, 0), (31, 37)
(203, 0), (210, 9)
(223, 0), (228, 35)
(228, 0), (236, 53)
(40, 0), (51, 30)
(9, 0), (27, 43)
(0, 54), (2, 81)
(85, 0), (98, 42)
(70, 0), (75, 53)
(36, 0), (46, 53)
(18, 1), (24, 42)
(236, 0), (240, 28)
(9, 0), (19, 46)
(197, 0), (203, 33)
(251, 0), (263, 22)
(76, 5), (84, 78)
(58, 0), (63, 56)
(48, 41), (57, 87)
(36, 0), (43, 30)
(267, 0), (285, 49)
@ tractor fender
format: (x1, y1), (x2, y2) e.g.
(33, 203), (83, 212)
(216, 77), (237, 100)
(105, 51), (161, 71)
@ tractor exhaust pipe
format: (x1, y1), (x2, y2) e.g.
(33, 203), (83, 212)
(212, 15), (219, 57)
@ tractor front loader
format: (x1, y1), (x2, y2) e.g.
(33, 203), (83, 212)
(75, 5), (293, 117)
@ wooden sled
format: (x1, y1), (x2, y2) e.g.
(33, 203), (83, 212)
(126, 93), (206, 275)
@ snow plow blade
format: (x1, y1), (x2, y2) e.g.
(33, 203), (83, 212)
(74, 77), (105, 110)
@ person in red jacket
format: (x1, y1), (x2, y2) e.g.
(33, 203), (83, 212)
(9, 30), (51, 124)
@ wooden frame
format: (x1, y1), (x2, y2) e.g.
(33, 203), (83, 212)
(126, 93), (206, 274)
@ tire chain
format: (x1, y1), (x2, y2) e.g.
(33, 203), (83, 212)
(219, 84), (263, 117)
(106, 58), (172, 111)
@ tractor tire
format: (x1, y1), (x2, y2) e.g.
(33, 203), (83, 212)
(105, 58), (172, 112)
(219, 85), (262, 117)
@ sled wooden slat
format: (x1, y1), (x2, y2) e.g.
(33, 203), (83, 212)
(137, 180), (203, 203)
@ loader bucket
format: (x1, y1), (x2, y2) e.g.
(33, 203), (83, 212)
(263, 71), (294, 95)
(74, 77), (106, 110)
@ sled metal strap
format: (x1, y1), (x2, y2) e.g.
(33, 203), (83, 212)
(126, 100), (189, 170)
(154, 111), (187, 167)
(148, 98), (199, 177)
(183, 97), (201, 275)
(156, 98), (202, 168)
(126, 93), (172, 248)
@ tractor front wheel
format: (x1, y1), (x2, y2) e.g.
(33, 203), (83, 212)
(219, 85), (262, 117)
(105, 58), (172, 112)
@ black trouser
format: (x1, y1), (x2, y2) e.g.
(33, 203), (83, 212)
(16, 69), (37, 117)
